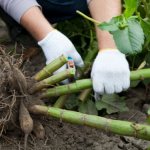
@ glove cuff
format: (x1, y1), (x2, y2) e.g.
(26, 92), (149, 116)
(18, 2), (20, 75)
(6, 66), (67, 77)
(98, 49), (125, 56)
(99, 48), (119, 53)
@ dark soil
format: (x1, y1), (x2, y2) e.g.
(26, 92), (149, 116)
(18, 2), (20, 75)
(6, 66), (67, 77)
(0, 20), (150, 150)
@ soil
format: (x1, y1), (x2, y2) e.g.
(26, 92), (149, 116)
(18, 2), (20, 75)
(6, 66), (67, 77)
(0, 20), (150, 150)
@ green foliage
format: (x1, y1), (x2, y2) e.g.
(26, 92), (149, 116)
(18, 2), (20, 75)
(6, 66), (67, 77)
(98, 17), (120, 32)
(56, 17), (96, 59)
(143, 79), (150, 86)
(146, 108), (150, 124)
(111, 18), (144, 54)
(99, 0), (144, 55)
(58, 0), (150, 115)
(98, 0), (150, 85)
(95, 94), (129, 114)
(130, 80), (140, 87)
(124, 0), (138, 18)
(140, 19), (150, 35)
(65, 95), (79, 110)
(78, 99), (98, 115)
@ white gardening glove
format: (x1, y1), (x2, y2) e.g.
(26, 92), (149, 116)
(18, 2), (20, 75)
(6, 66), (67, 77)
(38, 30), (84, 83)
(91, 49), (130, 100)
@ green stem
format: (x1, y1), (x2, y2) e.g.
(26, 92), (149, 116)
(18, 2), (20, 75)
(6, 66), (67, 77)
(29, 69), (75, 94)
(54, 34), (98, 107)
(76, 10), (100, 25)
(53, 95), (69, 108)
(78, 41), (98, 78)
(130, 68), (150, 80)
(33, 55), (67, 81)
(142, 0), (150, 19)
(84, 46), (98, 63)
(30, 105), (150, 141)
(40, 79), (92, 98)
(40, 68), (150, 98)
(78, 89), (92, 102)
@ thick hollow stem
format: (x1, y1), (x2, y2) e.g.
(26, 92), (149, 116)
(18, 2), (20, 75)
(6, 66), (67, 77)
(40, 69), (150, 98)
(29, 69), (75, 94)
(54, 35), (98, 107)
(40, 79), (92, 98)
(30, 105), (150, 141)
(130, 68), (150, 80)
(33, 55), (67, 81)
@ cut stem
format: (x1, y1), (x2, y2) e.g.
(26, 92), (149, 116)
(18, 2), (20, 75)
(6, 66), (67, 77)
(40, 68), (150, 98)
(54, 35), (98, 107)
(29, 68), (75, 94)
(30, 105), (150, 141)
(33, 55), (67, 81)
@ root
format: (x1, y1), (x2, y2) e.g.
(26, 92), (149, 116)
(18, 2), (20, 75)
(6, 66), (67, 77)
(0, 47), (45, 145)
(33, 120), (45, 139)
(19, 100), (33, 150)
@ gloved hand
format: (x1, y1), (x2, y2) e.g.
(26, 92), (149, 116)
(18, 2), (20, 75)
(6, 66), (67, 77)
(38, 29), (84, 83)
(91, 49), (130, 100)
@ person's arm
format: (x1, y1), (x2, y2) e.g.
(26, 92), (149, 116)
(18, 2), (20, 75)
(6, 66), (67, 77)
(20, 6), (54, 41)
(0, 0), (54, 41)
(0, 1), (83, 83)
(88, 0), (121, 50)
(88, 0), (130, 98)
(20, 6), (83, 71)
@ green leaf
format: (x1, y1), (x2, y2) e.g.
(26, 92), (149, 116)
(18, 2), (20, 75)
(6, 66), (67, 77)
(99, 17), (119, 32)
(145, 52), (150, 67)
(130, 80), (141, 88)
(99, 15), (129, 31)
(111, 18), (144, 55)
(95, 94), (129, 114)
(146, 116), (150, 125)
(98, 16), (144, 55)
(124, 0), (138, 18)
(147, 108), (150, 115)
(143, 79), (150, 86)
(78, 100), (98, 115)
(141, 19), (150, 34)
(99, 22), (119, 32)
(146, 107), (150, 124)
(65, 95), (79, 110)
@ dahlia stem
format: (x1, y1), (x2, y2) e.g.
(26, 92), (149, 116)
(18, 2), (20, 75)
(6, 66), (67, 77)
(29, 69), (75, 94)
(40, 68), (150, 98)
(33, 55), (67, 81)
(40, 79), (92, 98)
(130, 68), (150, 80)
(78, 89), (92, 102)
(53, 95), (69, 108)
(76, 10), (100, 25)
(53, 35), (98, 107)
(30, 105), (150, 141)
(78, 49), (97, 78)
